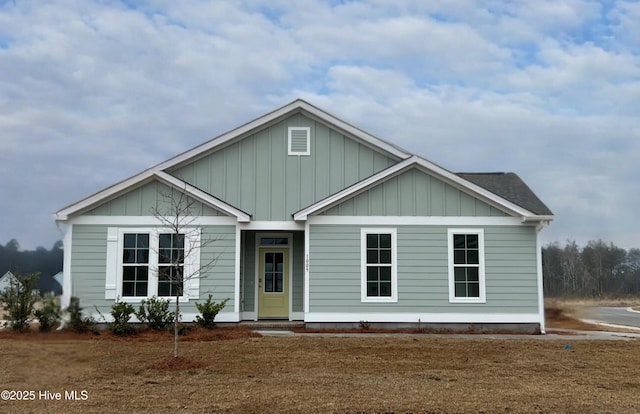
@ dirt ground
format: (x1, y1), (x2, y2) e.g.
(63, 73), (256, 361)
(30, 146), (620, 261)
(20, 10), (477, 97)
(1, 327), (639, 414)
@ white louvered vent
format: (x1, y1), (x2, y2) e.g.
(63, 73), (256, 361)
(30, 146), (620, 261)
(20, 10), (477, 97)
(288, 127), (310, 156)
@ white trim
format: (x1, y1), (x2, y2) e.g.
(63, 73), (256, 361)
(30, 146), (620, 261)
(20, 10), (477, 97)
(304, 312), (541, 324)
(241, 311), (257, 321)
(154, 172), (251, 222)
(55, 99), (410, 221)
(93, 311), (241, 323)
(238, 221), (305, 231)
(113, 227), (201, 303)
(234, 225), (241, 314)
(255, 233), (293, 320)
(294, 155), (550, 221)
(55, 172), (250, 222)
(187, 228), (201, 298)
(304, 220), (310, 313)
(55, 170), (155, 220)
(290, 311), (304, 321)
(60, 223), (73, 309)
(307, 216), (525, 226)
(105, 227), (118, 299)
(536, 224), (547, 334)
(447, 229), (486, 304)
(288, 127), (311, 156)
(361, 228), (398, 303)
(150, 99), (409, 169)
(68, 215), (238, 226)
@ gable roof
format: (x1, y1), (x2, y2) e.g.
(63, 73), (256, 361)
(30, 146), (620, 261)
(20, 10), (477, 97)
(55, 171), (251, 222)
(55, 99), (410, 220)
(294, 155), (554, 222)
(161, 99), (411, 171)
(0, 271), (18, 288)
(457, 173), (553, 216)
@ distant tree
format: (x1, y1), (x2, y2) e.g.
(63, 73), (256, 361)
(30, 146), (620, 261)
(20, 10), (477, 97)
(0, 273), (40, 331)
(0, 239), (63, 294)
(5, 239), (20, 252)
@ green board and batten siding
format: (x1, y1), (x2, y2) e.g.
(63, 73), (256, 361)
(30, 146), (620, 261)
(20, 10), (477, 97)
(170, 114), (397, 221)
(321, 169), (507, 217)
(308, 225), (538, 313)
(70, 224), (237, 316)
(86, 181), (225, 217)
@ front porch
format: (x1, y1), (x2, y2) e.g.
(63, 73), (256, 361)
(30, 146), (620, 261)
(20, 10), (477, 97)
(238, 230), (305, 321)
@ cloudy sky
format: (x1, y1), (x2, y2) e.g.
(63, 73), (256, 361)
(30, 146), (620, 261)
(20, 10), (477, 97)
(1, 0), (638, 251)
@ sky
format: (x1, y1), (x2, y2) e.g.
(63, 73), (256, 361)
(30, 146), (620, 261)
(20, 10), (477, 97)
(0, 0), (639, 251)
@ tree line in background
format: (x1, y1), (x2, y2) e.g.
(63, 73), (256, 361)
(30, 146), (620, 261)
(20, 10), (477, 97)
(543, 240), (640, 297)
(0, 239), (63, 293)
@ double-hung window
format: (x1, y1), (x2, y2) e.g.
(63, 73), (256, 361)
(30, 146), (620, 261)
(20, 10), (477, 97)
(361, 228), (397, 303)
(448, 229), (486, 303)
(158, 233), (185, 297)
(107, 228), (200, 302)
(122, 234), (149, 297)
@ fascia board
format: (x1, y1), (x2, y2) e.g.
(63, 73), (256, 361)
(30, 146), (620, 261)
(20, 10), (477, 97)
(153, 101), (307, 172)
(156, 99), (411, 171)
(295, 155), (548, 221)
(293, 158), (415, 220)
(154, 172), (251, 222)
(295, 101), (410, 160)
(55, 100), (411, 221)
(54, 170), (156, 221)
(410, 157), (543, 218)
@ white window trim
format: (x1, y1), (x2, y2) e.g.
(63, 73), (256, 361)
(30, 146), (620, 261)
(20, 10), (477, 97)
(288, 127), (310, 156)
(107, 227), (201, 303)
(447, 228), (486, 303)
(361, 228), (398, 303)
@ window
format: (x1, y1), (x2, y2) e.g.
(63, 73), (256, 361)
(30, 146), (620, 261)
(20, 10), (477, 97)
(361, 228), (397, 302)
(448, 229), (485, 303)
(122, 234), (149, 297)
(288, 127), (310, 156)
(115, 229), (200, 301)
(158, 233), (185, 297)
(263, 252), (284, 293)
(260, 237), (289, 246)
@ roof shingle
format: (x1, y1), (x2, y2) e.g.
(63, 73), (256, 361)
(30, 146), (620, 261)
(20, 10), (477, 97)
(456, 172), (553, 216)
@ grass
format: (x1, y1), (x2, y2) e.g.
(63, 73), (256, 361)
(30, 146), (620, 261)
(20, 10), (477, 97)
(1, 328), (640, 413)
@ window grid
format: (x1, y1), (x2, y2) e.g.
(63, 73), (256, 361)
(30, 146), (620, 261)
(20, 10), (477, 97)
(366, 233), (393, 297)
(120, 232), (190, 299)
(158, 233), (185, 297)
(452, 234), (480, 298)
(122, 234), (149, 297)
(361, 229), (396, 303)
(264, 252), (284, 293)
(448, 230), (485, 303)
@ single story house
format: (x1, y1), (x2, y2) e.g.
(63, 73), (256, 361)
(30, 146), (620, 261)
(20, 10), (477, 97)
(0, 271), (19, 293)
(54, 100), (553, 332)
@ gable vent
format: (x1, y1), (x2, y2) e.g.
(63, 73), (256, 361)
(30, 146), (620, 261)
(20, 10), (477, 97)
(288, 127), (310, 156)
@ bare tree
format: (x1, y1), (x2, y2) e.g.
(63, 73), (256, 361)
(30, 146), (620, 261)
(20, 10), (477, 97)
(151, 185), (221, 358)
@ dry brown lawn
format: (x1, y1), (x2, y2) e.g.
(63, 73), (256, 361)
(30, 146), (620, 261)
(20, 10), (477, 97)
(1, 328), (639, 414)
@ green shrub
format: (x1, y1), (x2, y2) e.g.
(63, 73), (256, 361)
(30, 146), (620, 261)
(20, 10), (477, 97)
(109, 299), (135, 335)
(194, 294), (229, 329)
(0, 273), (39, 331)
(34, 294), (61, 332)
(66, 296), (96, 333)
(135, 296), (174, 330)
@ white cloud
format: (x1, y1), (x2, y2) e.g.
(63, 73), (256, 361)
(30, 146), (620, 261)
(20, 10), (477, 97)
(0, 0), (638, 250)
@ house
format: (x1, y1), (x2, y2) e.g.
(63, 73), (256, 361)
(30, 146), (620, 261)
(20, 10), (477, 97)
(51, 272), (63, 295)
(54, 100), (553, 332)
(0, 271), (19, 293)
